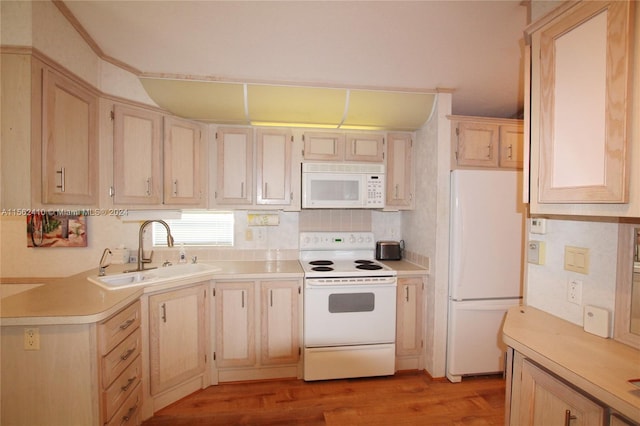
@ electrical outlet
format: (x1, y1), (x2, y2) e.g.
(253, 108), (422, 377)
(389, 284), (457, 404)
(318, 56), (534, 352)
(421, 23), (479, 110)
(567, 279), (583, 305)
(24, 327), (40, 350)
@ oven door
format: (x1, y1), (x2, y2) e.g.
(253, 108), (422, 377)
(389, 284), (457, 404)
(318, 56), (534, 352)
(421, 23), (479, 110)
(301, 172), (366, 209)
(303, 280), (397, 347)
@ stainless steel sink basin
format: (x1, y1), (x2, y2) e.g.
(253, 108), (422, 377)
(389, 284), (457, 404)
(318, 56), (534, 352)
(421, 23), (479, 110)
(88, 263), (220, 290)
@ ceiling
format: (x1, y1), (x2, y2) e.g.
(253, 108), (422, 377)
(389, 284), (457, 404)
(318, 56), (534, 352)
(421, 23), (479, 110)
(62, 1), (529, 127)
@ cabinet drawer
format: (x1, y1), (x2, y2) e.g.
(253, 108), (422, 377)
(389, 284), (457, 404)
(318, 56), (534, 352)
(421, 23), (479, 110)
(102, 328), (142, 387)
(106, 382), (142, 426)
(103, 355), (142, 423)
(99, 301), (141, 355)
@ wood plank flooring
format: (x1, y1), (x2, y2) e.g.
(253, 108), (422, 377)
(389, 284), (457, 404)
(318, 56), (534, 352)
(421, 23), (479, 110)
(142, 372), (506, 426)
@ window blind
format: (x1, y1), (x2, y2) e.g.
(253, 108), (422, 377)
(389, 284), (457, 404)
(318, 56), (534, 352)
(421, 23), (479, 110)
(152, 212), (234, 246)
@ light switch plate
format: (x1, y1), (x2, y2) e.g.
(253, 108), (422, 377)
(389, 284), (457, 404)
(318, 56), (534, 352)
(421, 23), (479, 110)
(583, 305), (609, 338)
(564, 246), (589, 274)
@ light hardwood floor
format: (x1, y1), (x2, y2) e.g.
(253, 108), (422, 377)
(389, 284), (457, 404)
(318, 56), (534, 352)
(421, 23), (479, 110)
(142, 371), (506, 425)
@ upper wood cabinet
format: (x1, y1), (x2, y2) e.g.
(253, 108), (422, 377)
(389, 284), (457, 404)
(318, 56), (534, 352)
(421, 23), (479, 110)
(113, 104), (163, 205)
(386, 132), (414, 210)
(37, 64), (99, 206)
(345, 133), (384, 162)
(112, 104), (207, 208)
(215, 127), (254, 205)
(256, 129), (292, 205)
(450, 116), (523, 170)
(163, 116), (206, 205)
(527, 0), (638, 215)
(302, 132), (344, 161)
(303, 131), (384, 162)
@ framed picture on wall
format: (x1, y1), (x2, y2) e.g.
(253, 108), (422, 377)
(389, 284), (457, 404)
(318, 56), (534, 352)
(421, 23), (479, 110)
(27, 213), (87, 248)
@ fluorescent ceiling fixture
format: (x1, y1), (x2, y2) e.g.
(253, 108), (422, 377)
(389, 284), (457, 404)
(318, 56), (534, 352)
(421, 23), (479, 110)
(139, 78), (437, 130)
(247, 85), (346, 127)
(140, 78), (247, 124)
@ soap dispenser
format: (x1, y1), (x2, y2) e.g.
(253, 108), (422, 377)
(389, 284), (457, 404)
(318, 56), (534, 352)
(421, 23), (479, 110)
(178, 243), (187, 264)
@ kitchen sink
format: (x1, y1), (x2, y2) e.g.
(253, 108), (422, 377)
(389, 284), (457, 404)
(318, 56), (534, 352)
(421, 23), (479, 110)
(88, 263), (220, 290)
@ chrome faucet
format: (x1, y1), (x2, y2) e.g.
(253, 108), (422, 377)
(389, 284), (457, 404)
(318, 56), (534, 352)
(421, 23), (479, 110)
(98, 248), (112, 276)
(135, 220), (174, 272)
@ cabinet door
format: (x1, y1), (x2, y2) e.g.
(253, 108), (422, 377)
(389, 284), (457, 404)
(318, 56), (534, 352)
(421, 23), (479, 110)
(499, 124), (524, 169)
(216, 128), (253, 205)
(535, 0), (632, 203)
(396, 277), (423, 357)
(149, 284), (207, 395)
(345, 133), (384, 162)
(41, 67), (98, 205)
(260, 281), (300, 365)
(303, 132), (344, 161)
(386, 133), (414, 209)
(517, 358), (605, 426)
(163, 116), (206, 206)
(256, 129), (292, 205)
(215, 282), (256, 368)
(455, 121), (499, 168)
(113, 104), (162, 205)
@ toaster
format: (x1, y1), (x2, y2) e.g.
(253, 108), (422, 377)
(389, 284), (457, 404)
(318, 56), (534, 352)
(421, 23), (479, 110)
(375, 240), (403, 261)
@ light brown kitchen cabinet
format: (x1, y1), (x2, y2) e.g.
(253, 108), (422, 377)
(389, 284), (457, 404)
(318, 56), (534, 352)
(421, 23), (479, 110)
(260, 280), (300, 365)
(511, 352), (605, 426)
(302, 131), (344, 161)
(163, 116), (206, 205)
(450, 116), (523, 170)
(345, 133), (385, 162)
(214, 281), (256, 368)
(113, 104), (163, 205)
(302, 131), (384, 163)
(215, 127), (254, 205)
(386, 132), (414, 209)
(395, 276), (424, 370)
(214, 279), (301, 382)
(256, 128), (292, 205)
(37, 63), (99, 206)
(112, 105), (206, 207)
(98, 301), (143, 426)
(148, 284), (207, 396)
(527, 0), (638, 215)
(0, 300), (142, 426)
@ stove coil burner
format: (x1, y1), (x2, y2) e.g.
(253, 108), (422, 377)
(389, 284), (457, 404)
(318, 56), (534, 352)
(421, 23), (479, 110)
(309, 260), (334, 266)
(311, 266), (334, 272)
(356, 264), (383, 270)
(354, 260), (374, 265)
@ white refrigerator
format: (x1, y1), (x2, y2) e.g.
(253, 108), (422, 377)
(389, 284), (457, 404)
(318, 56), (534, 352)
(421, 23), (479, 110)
(446, 169), (525, 383)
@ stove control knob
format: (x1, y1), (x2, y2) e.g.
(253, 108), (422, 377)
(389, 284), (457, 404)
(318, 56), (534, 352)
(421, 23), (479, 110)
(357, 236), (363, 243)
(349, 234), (356, 244)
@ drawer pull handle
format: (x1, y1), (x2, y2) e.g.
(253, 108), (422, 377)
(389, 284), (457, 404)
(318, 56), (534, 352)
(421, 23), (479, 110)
(121, 376), (137, 392)
(120, 348), (135, 361)
(119, 319), (135, 330)
(405, 286), (410, 302)
(564, 410), (577, 426)
(122, 403), (138, 422)
(56, 167), (66, 192)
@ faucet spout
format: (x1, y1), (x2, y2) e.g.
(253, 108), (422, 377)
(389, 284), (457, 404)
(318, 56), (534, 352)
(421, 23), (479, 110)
(136, 220), (174, 272)
(98, 248), (112, 276)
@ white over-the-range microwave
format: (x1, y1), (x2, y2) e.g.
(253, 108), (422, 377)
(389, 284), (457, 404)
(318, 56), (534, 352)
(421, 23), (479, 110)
(301, 162), (385, 209)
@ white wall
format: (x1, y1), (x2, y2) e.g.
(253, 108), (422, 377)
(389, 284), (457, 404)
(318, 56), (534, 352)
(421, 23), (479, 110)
(526, 219), (619, 331)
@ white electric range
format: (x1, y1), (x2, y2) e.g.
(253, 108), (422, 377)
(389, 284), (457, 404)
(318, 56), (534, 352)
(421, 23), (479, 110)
(299, 232), (397, 381)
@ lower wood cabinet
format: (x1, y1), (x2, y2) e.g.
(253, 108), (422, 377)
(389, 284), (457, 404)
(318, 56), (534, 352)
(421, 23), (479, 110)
(395, 276), (425, 371)
(148, 283), (207, 396)
(509, 351), (606, 426)
(214, 279), (302, 382)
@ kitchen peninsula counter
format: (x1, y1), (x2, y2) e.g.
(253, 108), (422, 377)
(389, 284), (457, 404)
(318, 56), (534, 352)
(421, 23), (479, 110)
(503, 305), (640, 423)
(0, 260), (303, 326)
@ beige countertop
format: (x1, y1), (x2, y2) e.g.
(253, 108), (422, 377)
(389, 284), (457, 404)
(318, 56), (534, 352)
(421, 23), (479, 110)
(503, 306), (640, 422)
(1, 259), (427, 326)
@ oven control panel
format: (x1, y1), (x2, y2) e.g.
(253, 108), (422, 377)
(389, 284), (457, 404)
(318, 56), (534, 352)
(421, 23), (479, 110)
(300, 232), (375, 251)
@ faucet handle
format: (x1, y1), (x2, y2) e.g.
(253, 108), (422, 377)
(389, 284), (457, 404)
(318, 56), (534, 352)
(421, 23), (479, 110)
(191, 256), (198, 264)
